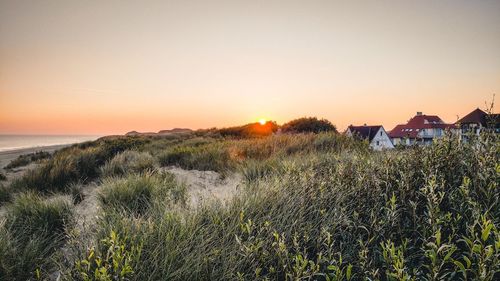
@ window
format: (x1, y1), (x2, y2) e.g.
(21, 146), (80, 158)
(380, 131), (382, 136)
(376, 141), (380, 146)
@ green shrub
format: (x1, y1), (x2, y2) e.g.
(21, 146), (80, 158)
(101, 150), (156, 178)
(4, 151), (51, 170)
(72, 230), (143, 281)
(0, 172), (6, 181)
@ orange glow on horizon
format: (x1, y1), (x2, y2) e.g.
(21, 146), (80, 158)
(0, 1), (499, 135)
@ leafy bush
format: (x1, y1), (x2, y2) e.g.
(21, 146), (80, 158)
(4, 151), (51, 170)
(281, 117), (337, 133)
(0, 172), (6, 181)
(72, 230), (143, 281)
(101, 150), (156, 178)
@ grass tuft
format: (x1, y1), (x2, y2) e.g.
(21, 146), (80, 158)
(0, 192), (74, 279)
(98, 172), (184, 215)
(101, 150), (156, 178)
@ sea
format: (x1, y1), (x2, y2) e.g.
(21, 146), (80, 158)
(0, 135), (102, 152)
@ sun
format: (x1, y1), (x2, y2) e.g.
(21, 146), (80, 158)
(259, 118), (267, 125)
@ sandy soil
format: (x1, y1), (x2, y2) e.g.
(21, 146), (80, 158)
(163, 166), (243, 207)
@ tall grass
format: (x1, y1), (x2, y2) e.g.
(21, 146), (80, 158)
(0, 184), (9, 205)
(157, 132), (364, 175)
(11, 137), (150, 193)
(0, 192), (74, 280)
(101, 150), (156, 178)
(158, 143), (233, 173)
(1, 131), (498, 280)
(98, 172), (185, 215)
(67, 134), (499, 280)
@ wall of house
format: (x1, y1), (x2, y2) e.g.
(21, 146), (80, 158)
(370, 127), (394, 150)
(418, 128), (445, 138)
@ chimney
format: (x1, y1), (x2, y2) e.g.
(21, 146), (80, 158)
(416, 111), (423, 116)
(363, 123), (367, 126)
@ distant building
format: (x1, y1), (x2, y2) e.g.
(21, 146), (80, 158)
(346, 125), (394, 150)
(389, 112), (455, 146)
(455, 108), (500, 140)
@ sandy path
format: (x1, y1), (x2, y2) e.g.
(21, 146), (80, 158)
(163, 167), (243, 207)
(73, 183), (101, 233)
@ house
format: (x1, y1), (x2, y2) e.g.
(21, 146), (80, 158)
(389, 112), (456, 146)
(455, 108), (500, 140)
(346, 125), (394, 150)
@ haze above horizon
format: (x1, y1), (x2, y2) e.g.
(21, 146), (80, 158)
(1, 0), (499, 135)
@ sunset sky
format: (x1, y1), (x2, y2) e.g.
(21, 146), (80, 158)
(1, 0), (499, 135)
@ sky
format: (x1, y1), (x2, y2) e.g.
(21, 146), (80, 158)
(1, 0), (499, 135)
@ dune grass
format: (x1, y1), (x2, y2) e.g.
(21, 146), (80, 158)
(11, 137), (150, 194)
(69, 134), (499, 280)
(0, 192), (74, 280)
(0, 184), (10, 205)
(0, 131), (498, 280)
(101, 150), (156, 178)
(98, 172), (185, 216)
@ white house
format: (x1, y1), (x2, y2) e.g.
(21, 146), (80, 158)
(346, 125), (394, 150)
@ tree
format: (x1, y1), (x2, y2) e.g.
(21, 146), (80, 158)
(281, 117), (337, 134)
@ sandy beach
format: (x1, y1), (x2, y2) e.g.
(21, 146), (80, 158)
(0, 144), (70, 169)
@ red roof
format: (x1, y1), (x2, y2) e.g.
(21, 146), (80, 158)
(389, 114), (455, 139)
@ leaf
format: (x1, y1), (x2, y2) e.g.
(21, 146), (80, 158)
(346, 264), (353, 280)
(481, 222), (493, 242)
(454, 260), (465, 272)
(464, 256), (471, 268)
